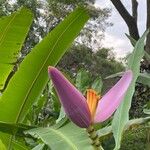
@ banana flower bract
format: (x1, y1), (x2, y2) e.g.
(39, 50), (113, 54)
(48, 67), (133, 128)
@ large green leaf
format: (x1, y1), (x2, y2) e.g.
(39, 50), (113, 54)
(112, 30), (149, 150)
(0, 7), (89, 148)
(0, 7), (33, 91)
(25, 123), (93, 150)
(0, 139), (6, 150)
(0, 121), (35, 136)
(12, 141), (30, 150)
(91, 77), (103, 94)
(75, 69), (91, 93)
(32, 144), (45, 150)
(0, 7), (89, 123)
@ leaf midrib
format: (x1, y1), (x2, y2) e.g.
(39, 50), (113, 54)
(6, 9), (87, 148)
(47, 128), (78, 150)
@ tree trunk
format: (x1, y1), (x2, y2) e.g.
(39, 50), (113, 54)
(146, 0), (150, 55)
(131, 0), (138, 22)
(110, 0), (140, 40)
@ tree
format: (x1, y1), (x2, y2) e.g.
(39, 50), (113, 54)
(108, 4), (150, 148)
(0, 0), (111, 54)
(109, 0), (150, 67)
(58, 44), (124, 92)
(0, 0), (111, 92)
(109, 0), (150, 118)
(47, 0), (112, 49)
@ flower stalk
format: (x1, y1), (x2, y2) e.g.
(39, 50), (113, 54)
(87, 125), (103, 150)
(48, 66), (133, 149)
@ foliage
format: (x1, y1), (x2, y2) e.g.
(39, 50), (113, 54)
(112, 30), (149, 150)
(0, 0), (111, 55)
(99, 124), (150, 150)
(75, 69), (103, 94)
(0, 6), (89, 149)
(109, 0), (150, 71)
(58, 45), (124, 93)
(59, 45), (124, 78)
(0, 1), (149, 150)
(0, 7), (33, 91)
(126, 34), (150, 119)
(0, 139), (6, 150)
(25, 122), (93, 150)
(121, 125), (150, 150)
(105, 71), (150, 118)
(130, 84), (150, 118)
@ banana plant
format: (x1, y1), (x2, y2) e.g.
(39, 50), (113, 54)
(0, 7), (33, 92)
(0, 6), (89, 149)
(112, 30), (149, 150)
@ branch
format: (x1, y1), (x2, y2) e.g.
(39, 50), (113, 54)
(110, 0), (140, 40)
(131, 0), (138, 22)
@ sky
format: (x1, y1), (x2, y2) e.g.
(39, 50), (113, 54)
(95, 0), (146, 58)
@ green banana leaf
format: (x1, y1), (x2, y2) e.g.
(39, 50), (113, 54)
(91, 77), (103, 94)
(0, 121), (35, 136)
(0, 7), (89, 149)
(112, 30), (149, 150)
(0, 7), (33, 91)
(0, 139), (6, 150)
(12, 141), (30, 150)
(25, 123), (93, 150)
(75, 69), (91, 93)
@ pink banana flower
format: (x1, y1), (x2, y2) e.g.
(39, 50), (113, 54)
(48, 67), (133, 128)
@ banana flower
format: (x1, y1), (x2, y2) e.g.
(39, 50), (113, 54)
(48, 67), (132, 128)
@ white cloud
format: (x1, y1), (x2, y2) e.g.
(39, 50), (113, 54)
(94, 0), (111, 8)
(101, 33), (133, 58)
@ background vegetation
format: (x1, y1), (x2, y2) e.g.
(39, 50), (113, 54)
(0, 0), (149, 149)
